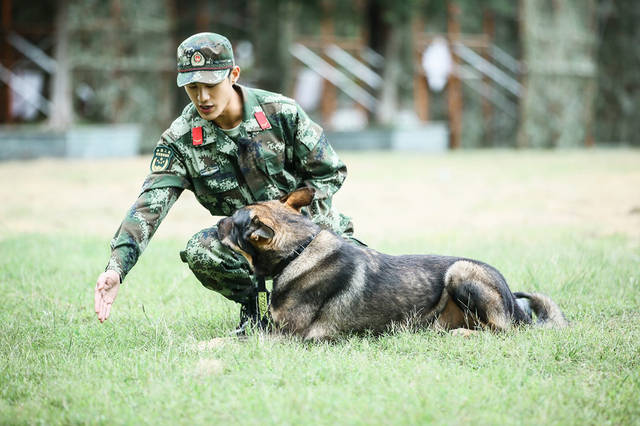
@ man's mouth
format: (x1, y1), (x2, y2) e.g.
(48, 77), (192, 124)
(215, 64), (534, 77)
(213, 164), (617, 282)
(199, 105), (214, 113)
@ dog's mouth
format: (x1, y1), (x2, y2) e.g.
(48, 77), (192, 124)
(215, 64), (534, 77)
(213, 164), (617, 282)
(217, 216), (255, 270)
(225, 238), (254, 270)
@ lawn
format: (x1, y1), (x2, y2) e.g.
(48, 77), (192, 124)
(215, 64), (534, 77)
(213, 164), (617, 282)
(1, 149), (639, 425)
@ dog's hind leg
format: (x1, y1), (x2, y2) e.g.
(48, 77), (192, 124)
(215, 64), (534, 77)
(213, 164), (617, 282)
(433, 296), (477, 331)
(444, 260), (512, 331)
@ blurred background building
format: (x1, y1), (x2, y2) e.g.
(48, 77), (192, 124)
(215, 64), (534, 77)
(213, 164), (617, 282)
(0, 0), (638, 159)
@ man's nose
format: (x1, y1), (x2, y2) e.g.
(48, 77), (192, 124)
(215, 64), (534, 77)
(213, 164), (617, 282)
(198, 87), (210, 102)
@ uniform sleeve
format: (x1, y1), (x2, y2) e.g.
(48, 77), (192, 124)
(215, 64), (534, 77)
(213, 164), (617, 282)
(142, 138), (193, 192)
(292, 105), (353, 235)
(105, 139), (191, 281)
(105, 186), (183, 281)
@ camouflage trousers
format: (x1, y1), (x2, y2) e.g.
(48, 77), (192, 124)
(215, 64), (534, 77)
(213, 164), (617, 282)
(180, 226), (256, 305)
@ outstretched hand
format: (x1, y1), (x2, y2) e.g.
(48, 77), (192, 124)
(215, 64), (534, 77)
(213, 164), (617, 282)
(94, 270), (121, 323)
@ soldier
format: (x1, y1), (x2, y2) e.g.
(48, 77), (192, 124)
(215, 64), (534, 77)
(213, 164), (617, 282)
(93, 32), (355, 333)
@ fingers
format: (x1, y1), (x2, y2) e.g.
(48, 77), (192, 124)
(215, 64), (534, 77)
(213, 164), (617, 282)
(97, 295), (104, 322)
(95, 272), (119, 323)
(98, 292), (114, 322)
(95, 276), (105, 319)
(94, 286), (101, 314)
(98, 298), (109, 323)
(95, 274), (109, 322)
(95, 280), (107, 322)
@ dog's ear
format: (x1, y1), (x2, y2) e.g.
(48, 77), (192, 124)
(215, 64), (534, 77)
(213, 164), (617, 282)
(279, 187), (316, 212)
(250, 216), (275, 242)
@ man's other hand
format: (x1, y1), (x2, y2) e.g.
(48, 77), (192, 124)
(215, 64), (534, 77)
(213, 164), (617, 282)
(94, 270), (121, 323)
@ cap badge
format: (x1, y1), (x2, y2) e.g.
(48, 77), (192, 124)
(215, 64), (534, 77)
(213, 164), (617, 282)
(191, 51), (205, 67)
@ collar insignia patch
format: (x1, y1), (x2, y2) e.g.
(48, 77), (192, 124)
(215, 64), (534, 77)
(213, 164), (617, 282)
(192, 126), (203, 146)
(254, 111), (272, 130)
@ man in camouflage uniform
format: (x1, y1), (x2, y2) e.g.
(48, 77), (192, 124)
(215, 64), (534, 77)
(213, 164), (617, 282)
(94, 33), (354, 332)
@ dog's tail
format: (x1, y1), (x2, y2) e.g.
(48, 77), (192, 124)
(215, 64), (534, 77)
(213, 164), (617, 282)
(514, 292), (568, 328)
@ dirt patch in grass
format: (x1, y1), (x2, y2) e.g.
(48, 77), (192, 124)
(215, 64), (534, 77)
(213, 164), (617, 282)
(195, 337), (233, 351)
(193, 358), (224, 376)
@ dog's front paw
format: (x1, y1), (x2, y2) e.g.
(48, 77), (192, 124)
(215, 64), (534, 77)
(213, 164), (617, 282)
(303, 324), (334, 342)
(450, 328), (478, 338)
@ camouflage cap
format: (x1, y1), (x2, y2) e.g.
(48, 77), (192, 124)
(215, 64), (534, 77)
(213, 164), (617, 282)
(176, 32), (234, 87)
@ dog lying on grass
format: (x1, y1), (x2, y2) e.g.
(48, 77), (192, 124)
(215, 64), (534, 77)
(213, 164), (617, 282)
(217, 188), (568, 340)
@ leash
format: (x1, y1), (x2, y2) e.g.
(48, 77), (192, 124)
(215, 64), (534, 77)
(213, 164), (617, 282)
(255, 275), (269, 321)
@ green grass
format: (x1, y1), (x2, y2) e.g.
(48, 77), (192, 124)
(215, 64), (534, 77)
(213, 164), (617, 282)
(1, 150), (639, 424)
(1, 231), (638, 425)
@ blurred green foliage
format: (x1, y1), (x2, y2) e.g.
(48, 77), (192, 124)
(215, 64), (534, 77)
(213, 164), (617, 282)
(594, 0), (640, 144)
(12, 0), (637, 148)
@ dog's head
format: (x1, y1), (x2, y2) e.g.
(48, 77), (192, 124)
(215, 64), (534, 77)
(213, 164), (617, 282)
(217, 187), (321, 276)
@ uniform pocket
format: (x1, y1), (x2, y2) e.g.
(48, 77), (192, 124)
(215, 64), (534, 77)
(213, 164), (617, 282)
(197, 167), (239, 193)
(193, 167), (245, 215)
(257, 151), (297, 193)
(257, 150), (284, 176)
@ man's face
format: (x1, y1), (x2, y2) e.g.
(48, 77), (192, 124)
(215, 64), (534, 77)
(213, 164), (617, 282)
(184, 78), (234, 121)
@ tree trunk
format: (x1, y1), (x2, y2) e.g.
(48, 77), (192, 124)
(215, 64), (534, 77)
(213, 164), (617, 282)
(518, 0), (597, 148)
(251, 0), (295, 94)
(49, 0), (73, 130)
(375, 27), (401, 125)
(369, 0), (415, 126)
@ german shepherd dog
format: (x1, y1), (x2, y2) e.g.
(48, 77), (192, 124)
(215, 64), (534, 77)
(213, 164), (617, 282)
(217, 188), (568, 340)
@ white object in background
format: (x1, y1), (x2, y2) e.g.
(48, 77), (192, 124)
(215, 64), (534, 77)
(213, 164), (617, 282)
(11, 69), (44, 120)
(294, 68), (324, 111)
(330, 108), (368, 131)
(421, 37), (452, 92)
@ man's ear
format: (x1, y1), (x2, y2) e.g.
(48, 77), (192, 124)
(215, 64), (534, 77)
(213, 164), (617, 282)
(250, 222), (275, 242)
(279, 187), (316, 212)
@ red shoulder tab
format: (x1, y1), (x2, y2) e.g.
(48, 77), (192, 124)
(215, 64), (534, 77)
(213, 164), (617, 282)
(254, 111), (272, 130)
(192, 126), (203, 146)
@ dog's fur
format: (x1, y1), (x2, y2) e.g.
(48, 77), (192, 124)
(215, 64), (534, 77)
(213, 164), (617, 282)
(217, 188), (568, 340)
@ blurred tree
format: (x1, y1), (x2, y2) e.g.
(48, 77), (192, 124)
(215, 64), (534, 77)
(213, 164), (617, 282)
(364, 0), (421, 125)
(15, 0), (632, 151)
(249, 0), (296, 94)
(594, 0), (640, 145)
(65, 0), (175, 150)
(49, 0), (73, 130)
(518, 0), (597, 148)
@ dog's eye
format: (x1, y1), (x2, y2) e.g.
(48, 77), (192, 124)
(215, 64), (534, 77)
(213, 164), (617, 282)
(251, 216), (261, 226)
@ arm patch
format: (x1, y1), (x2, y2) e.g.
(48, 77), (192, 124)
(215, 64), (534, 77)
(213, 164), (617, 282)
(150, 146), (174, 172)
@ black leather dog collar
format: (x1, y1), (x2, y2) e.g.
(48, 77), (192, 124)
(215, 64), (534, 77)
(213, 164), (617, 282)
(270, 232), (319, 278)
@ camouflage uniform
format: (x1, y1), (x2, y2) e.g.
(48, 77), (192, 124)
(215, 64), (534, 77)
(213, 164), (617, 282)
(106, 84), (353, 305)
